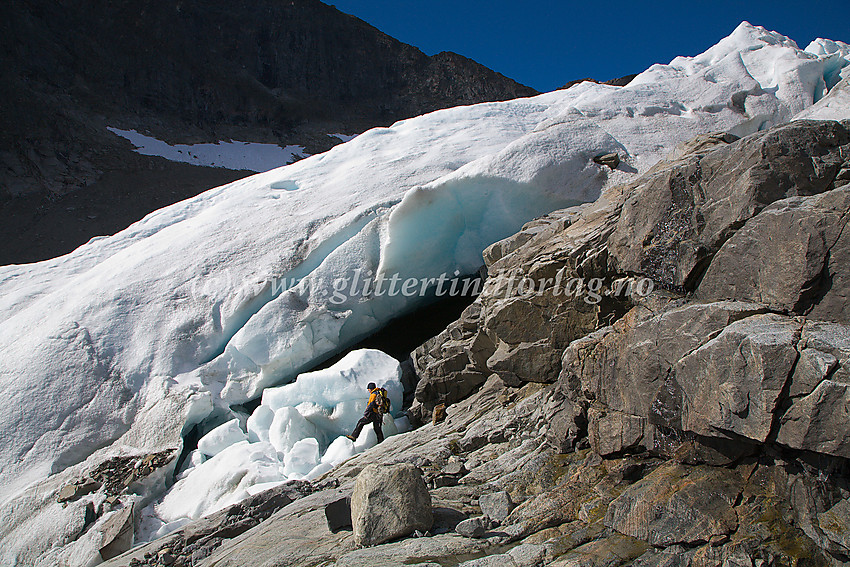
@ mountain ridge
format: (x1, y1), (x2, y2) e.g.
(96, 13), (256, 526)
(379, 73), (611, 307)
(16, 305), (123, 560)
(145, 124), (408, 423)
(0, 0), (537, 264)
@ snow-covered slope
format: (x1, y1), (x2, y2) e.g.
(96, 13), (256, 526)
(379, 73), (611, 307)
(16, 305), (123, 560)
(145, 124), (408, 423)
(1, 22), (849, 566)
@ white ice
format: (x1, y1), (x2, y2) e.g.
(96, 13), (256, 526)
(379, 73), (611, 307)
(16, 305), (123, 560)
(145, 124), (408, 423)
(283, 438), (320, 477)
(268, 406), (320, 455)
(806, 38), (850, 91)
(107, 127), (308, 172)
(795, 76), (850, 121)
(197, 418), (248, 457)
(156, 441), (284, 522)
(320, 436), (357, 467)
(139, 349), (405, 535)
(1, 23), (848, 566)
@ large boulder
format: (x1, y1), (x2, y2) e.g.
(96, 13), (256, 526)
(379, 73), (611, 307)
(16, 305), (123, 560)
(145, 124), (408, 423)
(350, 464), (433, 547)
(455, 517), (487, 538)
(98, 503), (135, 561)
(478, 491), (515, 524)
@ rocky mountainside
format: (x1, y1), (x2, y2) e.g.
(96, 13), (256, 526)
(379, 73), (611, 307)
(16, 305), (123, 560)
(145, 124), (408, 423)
(0, 0), (536, 264)
(91, 116), (850, 567)
(559, 74), (639, 90)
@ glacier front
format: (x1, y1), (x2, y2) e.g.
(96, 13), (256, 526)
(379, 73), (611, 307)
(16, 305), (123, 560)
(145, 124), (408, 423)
(0, 22), (848, 567)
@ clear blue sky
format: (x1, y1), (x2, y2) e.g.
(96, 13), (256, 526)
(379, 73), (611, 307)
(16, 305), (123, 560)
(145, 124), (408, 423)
(329, 0), (849, 92)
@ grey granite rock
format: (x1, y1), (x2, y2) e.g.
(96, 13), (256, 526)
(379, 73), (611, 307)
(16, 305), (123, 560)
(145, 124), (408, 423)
(776, 320), (850, 457)
(478, 491), (515, 524)
(98, 503), (134, 561)
(817, 499), (850, 553)
(673, 314), (801, 442)
(351, 463), (433, 547)
(455, 517), (487, 538)
(559, 300), (768, 429)
(698, 187), (850, 323)
(609, 120), (849, 289)
(588, 407), (652, 456)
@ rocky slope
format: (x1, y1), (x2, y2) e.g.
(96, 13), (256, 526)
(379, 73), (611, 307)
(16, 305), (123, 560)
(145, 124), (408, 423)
(91, 117), (850, 567)
(0, 0), (536, 264)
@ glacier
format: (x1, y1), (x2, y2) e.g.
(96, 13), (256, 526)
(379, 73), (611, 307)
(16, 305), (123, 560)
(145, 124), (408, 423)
(0, 22), (848, 566)
(137, 348), (405, 541)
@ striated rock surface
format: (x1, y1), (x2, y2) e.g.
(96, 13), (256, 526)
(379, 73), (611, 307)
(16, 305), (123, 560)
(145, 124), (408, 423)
(604, 463), (741, 546)
(674, 313), (801, 442)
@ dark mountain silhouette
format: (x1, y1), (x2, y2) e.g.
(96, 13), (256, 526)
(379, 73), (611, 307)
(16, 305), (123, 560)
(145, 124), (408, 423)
(0, 0), (537, 264)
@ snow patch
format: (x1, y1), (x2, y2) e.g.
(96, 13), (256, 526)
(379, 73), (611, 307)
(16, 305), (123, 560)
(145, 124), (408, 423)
(107, 127), (307, 172)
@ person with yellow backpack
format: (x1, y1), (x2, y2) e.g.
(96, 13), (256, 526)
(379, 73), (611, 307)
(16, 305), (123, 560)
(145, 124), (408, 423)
(347, 382), (390, 444)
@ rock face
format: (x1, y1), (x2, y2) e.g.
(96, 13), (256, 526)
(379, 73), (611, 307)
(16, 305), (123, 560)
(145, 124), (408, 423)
(607, 119), (849, 289)
(698, 187), (850, 322)
(776, 321), (850, 457)
(605, 463), (741, 546)
(0, 0), (536, 264)
(351, 463), (433, 547)
(675, 313), (801, 442)
(412, 119), (850, 424)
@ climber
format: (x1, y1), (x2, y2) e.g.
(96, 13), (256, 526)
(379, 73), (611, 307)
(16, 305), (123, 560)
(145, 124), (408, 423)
(347, 382), (388, 444)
